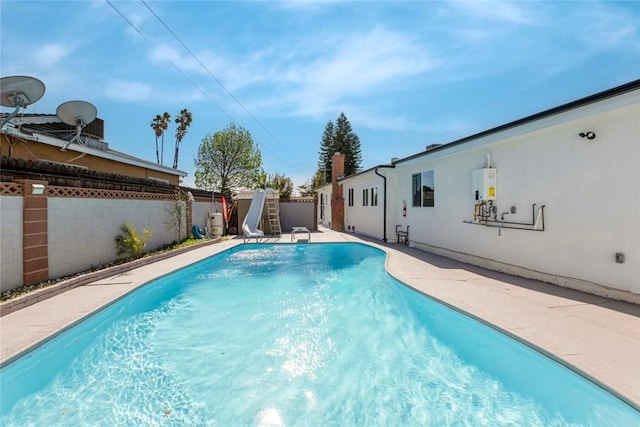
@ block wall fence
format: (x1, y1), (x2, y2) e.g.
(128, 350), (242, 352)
(1, 182), (318, 294)
(0, 180), (193, 293)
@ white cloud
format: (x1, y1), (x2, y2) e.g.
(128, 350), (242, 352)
(448, 0), (531, 25)
(144, 26), (439, 130)
(570, 4), (639, 50)
(104, 79), (152, 102)
(304, 27), (437, 95)
(34, 44), (71, 68)
(239, 27), (440, 124)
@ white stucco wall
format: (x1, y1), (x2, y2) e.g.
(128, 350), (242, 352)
(279, 201), (315, 231)
(0, 196), (23, 292)
(343, 172), (386, 240)
(344, 91), (640, 299)
(48, 198), (180, 279)
(316, 185), (332, 227)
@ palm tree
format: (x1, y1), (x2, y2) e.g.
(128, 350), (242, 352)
(159, 112), (171, 166)
(173, 108), (193, 169)
(151, 114), (163, 164)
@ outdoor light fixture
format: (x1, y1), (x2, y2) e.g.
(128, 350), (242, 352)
(579, 132), (596, 140)
(31, 183), (45, 195)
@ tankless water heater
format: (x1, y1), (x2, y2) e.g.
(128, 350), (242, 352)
(472, 168), (497, 201)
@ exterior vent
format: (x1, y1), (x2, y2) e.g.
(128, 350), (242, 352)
(391, 157), (400, 163)
(426, 144), (442, 151)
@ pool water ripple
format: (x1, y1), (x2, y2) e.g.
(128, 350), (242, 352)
(1, 243), (638, 426)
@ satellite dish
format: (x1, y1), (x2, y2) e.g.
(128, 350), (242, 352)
(0, 75), (46, 129)
(56, 100), (97, 151)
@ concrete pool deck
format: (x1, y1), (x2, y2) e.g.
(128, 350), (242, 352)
(1, 227), (639, 409)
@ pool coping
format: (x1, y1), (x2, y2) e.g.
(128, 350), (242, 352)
(1, 229), (639, 411)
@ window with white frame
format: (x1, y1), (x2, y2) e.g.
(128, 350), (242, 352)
(348, 188), (354, 206)
(362, 188), (369, 206)
(371, 187), (378, 206)
(412, 171), (435, 207)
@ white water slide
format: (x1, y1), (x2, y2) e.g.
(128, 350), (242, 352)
(242, 189), (267, 242)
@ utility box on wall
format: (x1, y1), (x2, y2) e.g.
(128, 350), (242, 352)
(472, 168), (497, 201)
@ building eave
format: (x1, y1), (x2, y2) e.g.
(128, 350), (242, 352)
(1, 123), (187, 177)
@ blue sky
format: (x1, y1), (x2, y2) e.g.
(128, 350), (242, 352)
(1, 1), (639, 190)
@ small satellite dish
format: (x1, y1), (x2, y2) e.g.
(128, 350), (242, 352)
(0, 75), (46, 129)
(56, 100), (97, 127)
(56, 100), (97, 151)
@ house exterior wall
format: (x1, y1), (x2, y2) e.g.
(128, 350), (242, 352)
(343, 91), (640, 300)
(2, 135), (181, 185)
(343, 172), (386, 239)
(0, 195), (23, 289)
(315, 184), (332, 227)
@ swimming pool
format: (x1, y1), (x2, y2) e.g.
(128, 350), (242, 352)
(1, 243), (638, 425)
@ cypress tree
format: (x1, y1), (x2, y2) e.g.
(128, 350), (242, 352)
(335, 112), (362, 177)
(316, 112), (362, 183)
(317, 120), (335, 184)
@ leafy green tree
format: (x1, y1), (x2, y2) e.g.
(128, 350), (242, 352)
(317, 112), (362, 182)
(266, 173), (294, 200)
(297, 179), (315, 197)
(312, 169), (325, 189)
(194, 123), (263, 195)
(173, 108), (193, 169)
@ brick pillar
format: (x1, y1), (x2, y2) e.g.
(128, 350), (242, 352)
(331, 152), (345, 231)
(186, 191), (194, 240)
(20, 180), (48, 285)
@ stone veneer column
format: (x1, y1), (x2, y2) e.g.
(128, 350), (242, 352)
(331, 152), (345, 231)
(20, 180), (49, 285)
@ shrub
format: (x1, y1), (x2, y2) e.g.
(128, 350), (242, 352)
(115, 223), (153, 259)
(165, 188), (186, 242)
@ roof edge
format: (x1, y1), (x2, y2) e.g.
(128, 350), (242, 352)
(395, 79), (640, 165)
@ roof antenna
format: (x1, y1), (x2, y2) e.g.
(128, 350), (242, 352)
(56, 100), (97, 151)
(0, 75), (46, 129)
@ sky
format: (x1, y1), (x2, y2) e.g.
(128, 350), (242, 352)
(1, 0), (639, 191)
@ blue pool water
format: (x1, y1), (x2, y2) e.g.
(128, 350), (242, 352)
(1, 243), (638, 426)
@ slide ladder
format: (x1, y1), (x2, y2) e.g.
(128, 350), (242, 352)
(266, 190), (282, 235)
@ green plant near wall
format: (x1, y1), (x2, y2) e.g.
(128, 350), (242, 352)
(115, 223), (153, 259)
(165, 188), (187, 242)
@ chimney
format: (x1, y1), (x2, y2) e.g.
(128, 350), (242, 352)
(331, 152), (345, 231)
